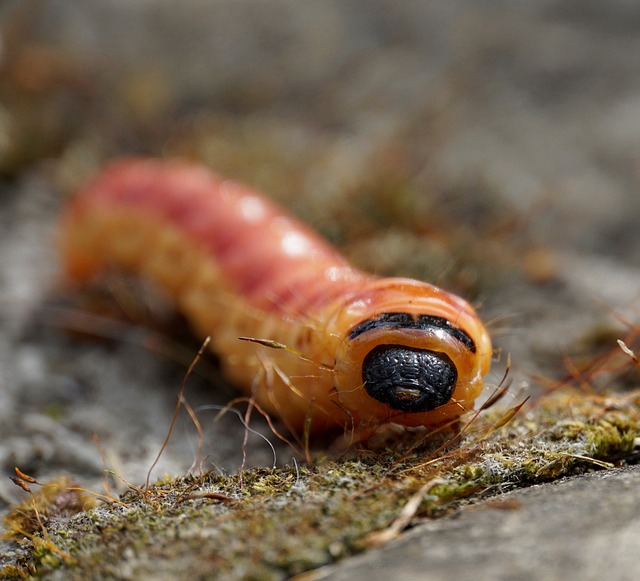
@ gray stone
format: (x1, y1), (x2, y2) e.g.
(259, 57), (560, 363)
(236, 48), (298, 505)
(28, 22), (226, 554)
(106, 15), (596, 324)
(310, 466), (640, 581)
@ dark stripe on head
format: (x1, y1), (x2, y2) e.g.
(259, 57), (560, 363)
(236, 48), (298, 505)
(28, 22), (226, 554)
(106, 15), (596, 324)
(349, 312), (476, 353)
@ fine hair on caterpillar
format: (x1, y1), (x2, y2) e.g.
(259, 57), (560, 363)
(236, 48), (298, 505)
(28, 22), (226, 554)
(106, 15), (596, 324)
(60, 157), (493, 445)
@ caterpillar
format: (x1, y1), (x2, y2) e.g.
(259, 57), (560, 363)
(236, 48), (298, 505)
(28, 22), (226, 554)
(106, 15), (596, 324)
(60, 158), (492, 439)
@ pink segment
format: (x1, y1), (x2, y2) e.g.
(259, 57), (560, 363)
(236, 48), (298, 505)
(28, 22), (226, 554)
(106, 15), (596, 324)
(71, 158), (366, 315)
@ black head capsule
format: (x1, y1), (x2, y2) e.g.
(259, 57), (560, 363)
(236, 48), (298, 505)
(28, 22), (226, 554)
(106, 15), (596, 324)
(362, 344), (457, 412)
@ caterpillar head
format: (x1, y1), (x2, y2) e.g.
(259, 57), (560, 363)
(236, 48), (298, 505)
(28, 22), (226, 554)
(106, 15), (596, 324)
(331, 279), (492, 429)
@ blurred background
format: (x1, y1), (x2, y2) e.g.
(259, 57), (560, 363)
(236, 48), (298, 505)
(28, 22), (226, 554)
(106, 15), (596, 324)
(2, 0), (640, 503)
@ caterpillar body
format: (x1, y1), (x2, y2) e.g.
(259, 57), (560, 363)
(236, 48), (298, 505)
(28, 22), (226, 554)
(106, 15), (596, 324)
(61, 158), (492, 438)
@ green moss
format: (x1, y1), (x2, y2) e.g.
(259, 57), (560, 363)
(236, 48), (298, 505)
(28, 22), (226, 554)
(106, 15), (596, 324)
(3, 388), (639, 579)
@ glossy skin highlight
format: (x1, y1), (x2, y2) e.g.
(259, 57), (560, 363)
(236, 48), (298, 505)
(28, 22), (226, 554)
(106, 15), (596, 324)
(61, 158), (492, 437)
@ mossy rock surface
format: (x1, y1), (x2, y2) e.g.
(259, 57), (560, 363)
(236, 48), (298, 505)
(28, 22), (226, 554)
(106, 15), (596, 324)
(4, 389), (639, 580)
